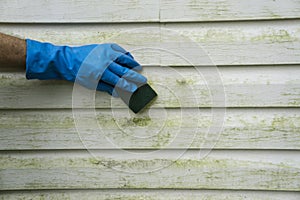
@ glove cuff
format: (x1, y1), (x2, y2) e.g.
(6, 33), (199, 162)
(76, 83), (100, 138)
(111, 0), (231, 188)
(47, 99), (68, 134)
(26, 39), (66, 80)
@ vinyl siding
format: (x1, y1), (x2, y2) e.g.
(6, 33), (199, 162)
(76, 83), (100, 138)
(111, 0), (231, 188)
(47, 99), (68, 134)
(0, 0), (299, 199)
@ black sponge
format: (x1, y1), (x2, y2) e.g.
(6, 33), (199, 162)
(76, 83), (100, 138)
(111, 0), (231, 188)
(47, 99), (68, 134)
(116, 83), (157, 113)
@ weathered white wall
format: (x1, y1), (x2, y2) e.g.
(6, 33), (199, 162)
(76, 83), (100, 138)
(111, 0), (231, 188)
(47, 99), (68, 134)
(0, 0), (300, 199)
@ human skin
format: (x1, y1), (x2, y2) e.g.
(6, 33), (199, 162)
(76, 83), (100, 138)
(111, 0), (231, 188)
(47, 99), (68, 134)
(0, 32), (26, 70)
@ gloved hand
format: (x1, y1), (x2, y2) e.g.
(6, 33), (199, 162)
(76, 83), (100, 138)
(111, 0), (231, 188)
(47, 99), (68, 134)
(25, 39), (147, 96)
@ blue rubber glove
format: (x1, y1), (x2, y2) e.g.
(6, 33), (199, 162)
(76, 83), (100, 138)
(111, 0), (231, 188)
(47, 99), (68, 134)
(26, 39), (147, 96)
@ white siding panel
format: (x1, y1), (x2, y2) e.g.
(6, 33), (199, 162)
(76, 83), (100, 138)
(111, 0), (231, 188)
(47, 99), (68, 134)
(1, 150), (299, 190)
(1, 190), (300, 200)
(1, 0), (299, 198)
(161, 0), (300, 22)
(1, 0), (300, 23)
(0, 108), (299, 150)
(0, 0), (159, 23)
(0, 20), (299, 65)
(0, 66), (299, 108)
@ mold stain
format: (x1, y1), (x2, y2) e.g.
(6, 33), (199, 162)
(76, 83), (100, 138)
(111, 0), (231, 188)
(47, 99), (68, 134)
(116, 116), (152, 127)
(152, 132), (172, 148)
(251, 29), (296, 43)
(200, 29), (239, 43)
(132, 117), (152, 127)
(176, 78), (196, 85)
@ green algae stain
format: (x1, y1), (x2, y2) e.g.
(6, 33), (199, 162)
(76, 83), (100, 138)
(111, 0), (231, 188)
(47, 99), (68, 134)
(201, 29), (238, 43)
(188, 0), (229, 18)
(171, 158), (244, 172)
(0, 113), (76, 129)
(0, 73), (27, 87)
(176, 79), (196, 85)
(132, 117), (152, 126)
(152, 132), (172, 148)
(110, 116), (153, 128)
(251, 29), (296, 43)
(89, 157), (101, 165)
(271, 115), (297, 129)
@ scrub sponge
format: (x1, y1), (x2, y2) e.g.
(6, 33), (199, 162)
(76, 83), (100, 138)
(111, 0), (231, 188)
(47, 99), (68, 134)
(116, 83), (157, 113)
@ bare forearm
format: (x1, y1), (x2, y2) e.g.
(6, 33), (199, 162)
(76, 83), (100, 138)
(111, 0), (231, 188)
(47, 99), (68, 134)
(0, 32), (26, 70)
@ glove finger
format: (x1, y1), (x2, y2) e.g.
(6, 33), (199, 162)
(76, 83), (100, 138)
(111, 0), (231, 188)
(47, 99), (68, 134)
(126, 52), (134, 59)
(110, 43), (134, 59)
(111, 43), (127, 53)
(102, 69), (138, 93)
(115, 54), (142, 71)
(109, 62), (147, 83)
(96, 81), (119, 97)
